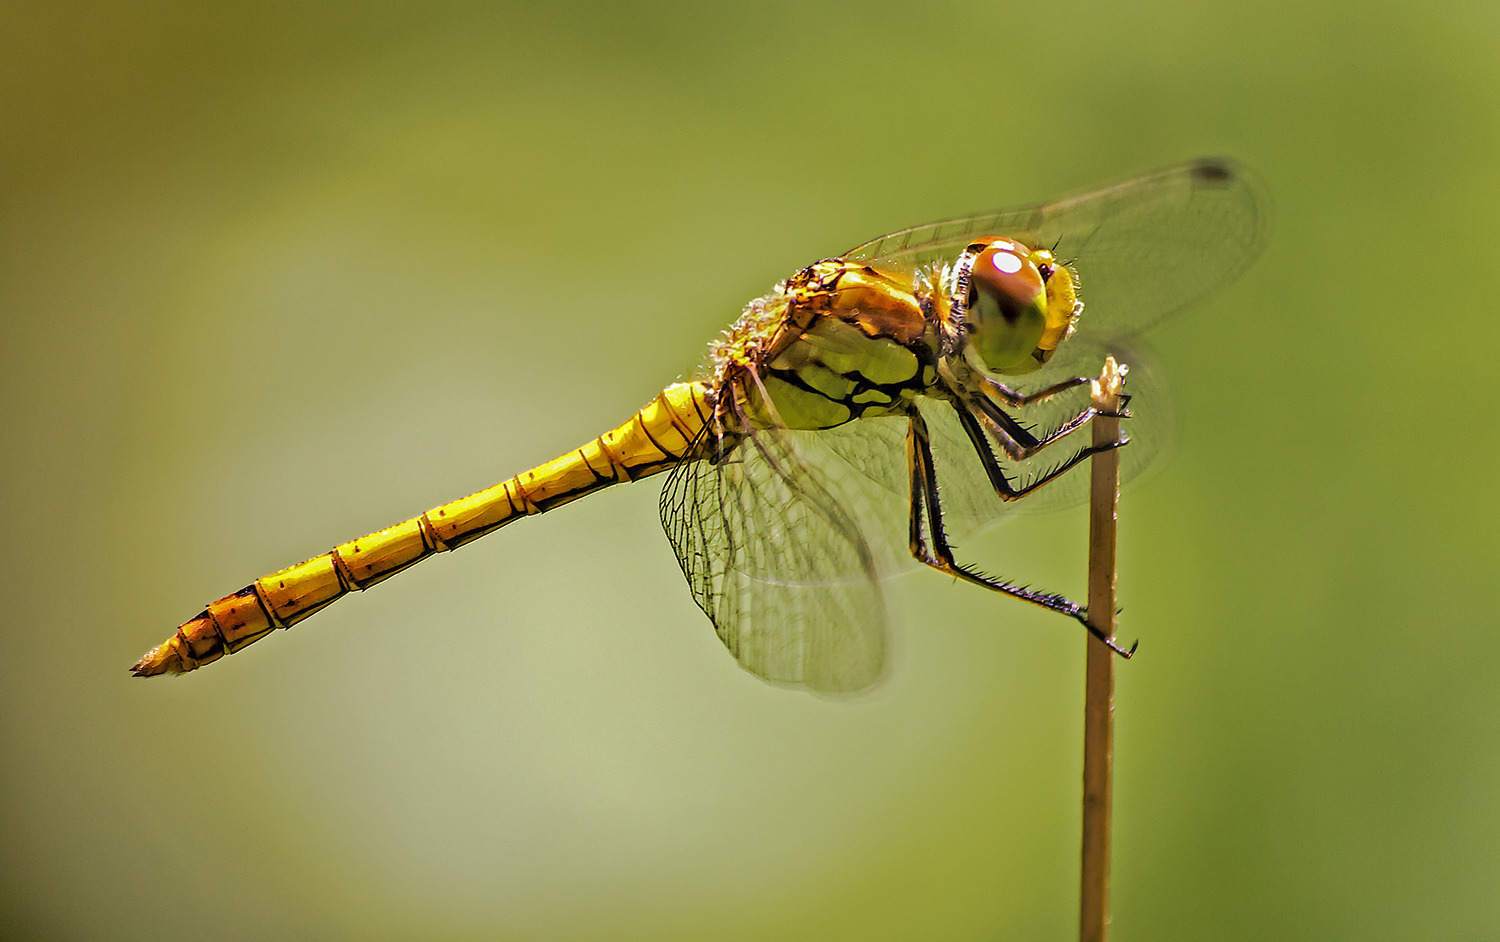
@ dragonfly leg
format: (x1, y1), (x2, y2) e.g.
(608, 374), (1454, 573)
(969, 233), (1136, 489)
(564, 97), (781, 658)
(982, 375), (1133, 417)
(905, 408), (1135, 656)
(951, 398), (1126, 498)
(973, 394), (1091, 462)
(973, 371), (1131, 462)
(977, 388), (1131, 462)
(981, 373), (1093, 408)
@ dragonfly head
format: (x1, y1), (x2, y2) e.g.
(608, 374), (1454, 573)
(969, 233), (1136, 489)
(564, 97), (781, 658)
(951, 237), (1080, 375)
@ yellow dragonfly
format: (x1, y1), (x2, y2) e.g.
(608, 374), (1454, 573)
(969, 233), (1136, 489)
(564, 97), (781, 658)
(133, 158), (1264, 693)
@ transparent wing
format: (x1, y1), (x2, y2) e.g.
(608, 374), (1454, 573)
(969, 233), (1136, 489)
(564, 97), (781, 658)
(659, 417), (892, 694)
(844, 157), (1267, 338)
(844, 157), (1266, 531)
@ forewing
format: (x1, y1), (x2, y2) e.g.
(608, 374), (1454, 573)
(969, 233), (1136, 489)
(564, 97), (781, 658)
(659, 421), (890, 694)
(841, 158), (1265, 535)
(844, 157), (1266, 338)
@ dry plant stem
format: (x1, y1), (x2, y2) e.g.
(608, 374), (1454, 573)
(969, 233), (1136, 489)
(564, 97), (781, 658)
(1080, 357), (1125, 942)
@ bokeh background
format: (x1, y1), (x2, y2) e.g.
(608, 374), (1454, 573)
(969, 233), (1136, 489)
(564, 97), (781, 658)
(5, 2), (1497, 939)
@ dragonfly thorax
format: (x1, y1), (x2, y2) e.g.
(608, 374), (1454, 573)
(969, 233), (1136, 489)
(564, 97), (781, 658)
(714, 260), (941, 433)
(746, 315), (934, 430)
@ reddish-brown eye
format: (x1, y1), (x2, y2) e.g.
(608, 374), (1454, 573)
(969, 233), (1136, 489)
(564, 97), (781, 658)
(962, 239), (1050, 374)
(969, 243), (1045, 324)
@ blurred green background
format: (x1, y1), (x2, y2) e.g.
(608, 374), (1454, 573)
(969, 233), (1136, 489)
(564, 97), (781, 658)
(5, 1), (1497, 939)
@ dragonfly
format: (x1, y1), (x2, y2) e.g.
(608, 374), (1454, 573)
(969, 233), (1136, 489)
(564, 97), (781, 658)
(132, 158), (1265, 693)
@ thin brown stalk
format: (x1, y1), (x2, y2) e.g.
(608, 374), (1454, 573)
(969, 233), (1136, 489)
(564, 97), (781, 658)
(1080, 357), (1125, 942)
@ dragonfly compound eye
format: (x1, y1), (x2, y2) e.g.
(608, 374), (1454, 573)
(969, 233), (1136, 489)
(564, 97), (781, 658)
(964, 239), (1052, 374)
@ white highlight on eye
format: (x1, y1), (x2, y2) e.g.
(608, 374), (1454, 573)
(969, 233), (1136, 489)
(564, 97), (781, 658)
(988, 250), (1023, 274)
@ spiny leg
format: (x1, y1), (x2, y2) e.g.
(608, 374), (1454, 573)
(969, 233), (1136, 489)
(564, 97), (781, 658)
(981, 373), (1093, 408)
(981, 370), (1135, 418)
(950, 397), (1125, 501)
(905, 407), (1134, 656)
(969, 382), (1130, 464)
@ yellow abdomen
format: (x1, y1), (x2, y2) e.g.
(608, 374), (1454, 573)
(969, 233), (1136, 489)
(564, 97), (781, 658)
(132, 382), (712, 675)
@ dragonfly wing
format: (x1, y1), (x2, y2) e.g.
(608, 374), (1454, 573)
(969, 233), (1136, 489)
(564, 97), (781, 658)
(844, 157), (1266, 338)
(839, 159), (1265, 536)
(659, 421), (890, 694)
